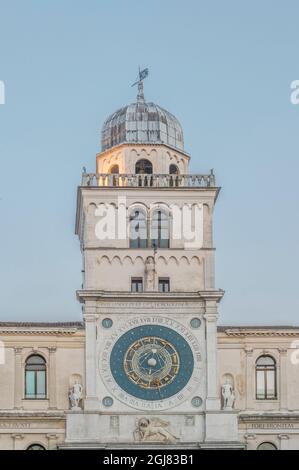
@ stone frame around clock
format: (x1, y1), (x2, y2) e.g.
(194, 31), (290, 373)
(98, 315), (203, 411)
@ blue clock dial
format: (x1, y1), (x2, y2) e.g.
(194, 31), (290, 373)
(110, 325), (194, 401)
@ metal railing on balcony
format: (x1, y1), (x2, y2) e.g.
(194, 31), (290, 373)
(81, 170), (216, 188)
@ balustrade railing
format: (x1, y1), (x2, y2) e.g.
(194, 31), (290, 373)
(81, 171), (216, 188)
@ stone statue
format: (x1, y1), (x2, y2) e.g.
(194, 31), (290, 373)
(145, 256), (156, 291)
(221, 383), (235, 409)
(133, 418), (179, 443)
(69, 380), (83, 410)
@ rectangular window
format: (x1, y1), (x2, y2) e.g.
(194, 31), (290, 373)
(158, 278), (170, 293)
(25, 371), (35, 398)
(266, 370), (276, 399)
(256, 370), (265, 399)
(131, 278), (143, 293)
(25, 370), (46, 399)
(36, 371), (46, 398)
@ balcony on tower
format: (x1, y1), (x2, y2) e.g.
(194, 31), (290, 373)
(80, 169), (216, 188)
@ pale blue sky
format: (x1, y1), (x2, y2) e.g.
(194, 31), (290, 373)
(0, 1), (298, 324)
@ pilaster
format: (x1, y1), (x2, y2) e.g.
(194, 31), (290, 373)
(84, 302), (99, 410)
(279, 348), (288, 411)
(48, 346), (57, 409)
(204, 301), (220, 410)
(245, 348), (254, 410)
(14, 347), (23, 409)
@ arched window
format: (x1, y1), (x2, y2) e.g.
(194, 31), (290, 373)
(135, 159), (153, 174)
(129, 209), (147, 248)
(151, 209), (169, 248)
(109, 164), (119, 173)
(169, 164), (179, 187)
(169, 164), (179, 174)
(109, 164), (119, 186)
(27, 444), (46, 450)
(257, 442), (277, 450)
(25, 355), (47, 399)
(135, 159), (153, 187)
(256, 355), (277, 400)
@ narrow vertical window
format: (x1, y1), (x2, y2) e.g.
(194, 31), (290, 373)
(256, 355), (277, 400)
(151, 210), (169, 248)
(129, 209), (147, 248)
(25, 355), (46, 399)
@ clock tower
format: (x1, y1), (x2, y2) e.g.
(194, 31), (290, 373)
(65, 74), (241, 448)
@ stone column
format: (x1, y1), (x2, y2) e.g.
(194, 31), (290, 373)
(244, 433), (257, 450)
(245, 348), (254, 410)
(278, 434), (289, 450)
(48, 346), (57, 409)
(14, 347), (23, 409)
(279, 348), (288, 411)
(84, 305), (99, 410)
(11, 434), (24, 450)
(204, 302), (220, 410)
(47, 433), (58, 450)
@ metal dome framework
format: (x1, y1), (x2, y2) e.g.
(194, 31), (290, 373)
(101, 88), (184, 153)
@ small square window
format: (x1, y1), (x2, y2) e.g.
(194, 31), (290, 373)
(131, 278), (143, 293)
(158, 278), (170, 293)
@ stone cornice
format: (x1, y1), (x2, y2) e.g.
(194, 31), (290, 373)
(76, 289), (224, 302)
(0, 323), (84, 336)
(0, 411), (66, 418)
(219, 327), (299, 338)
(239, 413), (299, 422)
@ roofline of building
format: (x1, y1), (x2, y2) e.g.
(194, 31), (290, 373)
(218, 325), (299, 330)
(0, 322), (297, 330)
(0, 321), (84, 328)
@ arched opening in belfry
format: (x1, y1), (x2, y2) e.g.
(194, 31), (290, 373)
(169, 164), (179, 187)
(109, 164), (119, 186)
(135, 159), (153, 186)
(135, 159), (153, 174)
(109, 164), (119, 174)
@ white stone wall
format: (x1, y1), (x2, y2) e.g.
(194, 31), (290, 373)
(96, 144), (190, 175)
(0, 327), (298, 448)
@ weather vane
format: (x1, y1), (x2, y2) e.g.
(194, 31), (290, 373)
(131, 67), (149, 102)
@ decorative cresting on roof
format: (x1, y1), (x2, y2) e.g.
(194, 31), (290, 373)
(101, 74), (184, 152)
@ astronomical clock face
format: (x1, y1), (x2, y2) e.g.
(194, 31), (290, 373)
(99, 316), (202, 410)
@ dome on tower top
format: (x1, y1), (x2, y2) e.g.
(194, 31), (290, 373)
(101, 80), (184, 152)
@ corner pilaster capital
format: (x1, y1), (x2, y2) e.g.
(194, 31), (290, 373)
(84, 314), (98, 323)
(83, 300), (98, 315)
(278, 434), (289, 440)
(244, 347), (254, 356)
(244, 433), (256, 440)
(279, 347), (288, 355)
(11, 434), (24, 440)
(46, 433), (58, 440)
(203, 313), (219, 323)
(14, 347), (23, 355)
(48, 346), (57, 354)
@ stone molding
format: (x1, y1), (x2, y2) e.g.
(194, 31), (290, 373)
(220, 328), (299, 338)
(0, 327), (82, 336)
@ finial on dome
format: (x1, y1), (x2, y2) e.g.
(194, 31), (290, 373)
(131, 67), (149, 102)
